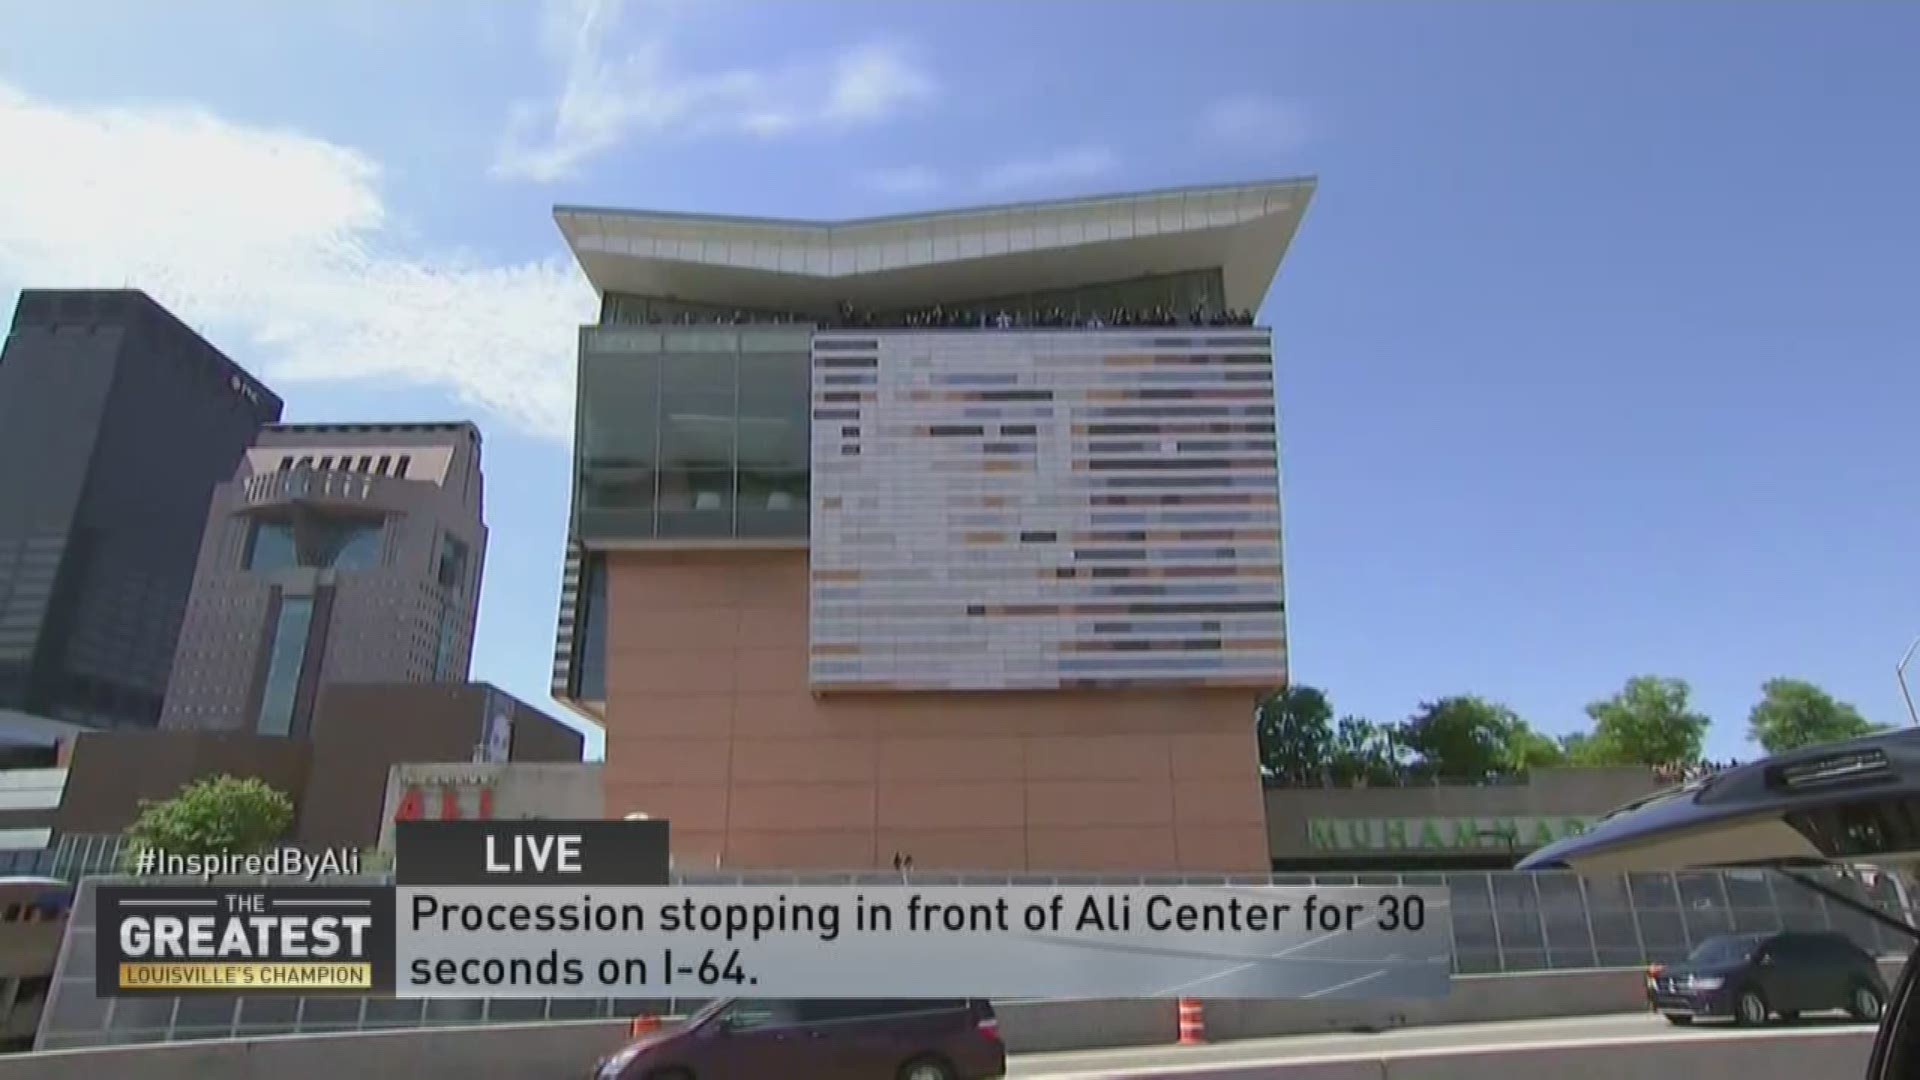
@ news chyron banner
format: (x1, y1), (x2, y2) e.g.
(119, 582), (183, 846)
(98, 886), (395, 994)
(100, 820), (1453, 1000)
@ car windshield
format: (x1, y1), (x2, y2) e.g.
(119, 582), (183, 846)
(1688, 935), (1762, 966)
(686, 999), (735, 1027)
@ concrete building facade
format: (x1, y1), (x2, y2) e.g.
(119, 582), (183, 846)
(159, 423), (486, 736)
(1263, 768), (1667, 872)
(0, 290), (281, 730)
(375, 761), (602, 851)
(551, 179), (1314, 873)
(57, 682), (582, 850)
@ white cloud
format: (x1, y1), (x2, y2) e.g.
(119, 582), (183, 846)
(977, 146), (1119, 194)
(0, 80), (597, 443)
(822, 43), (937, 124)
(1199, 94), (1310, 150)
(861, 165), (943, 197)
(493, 0), (936, 182)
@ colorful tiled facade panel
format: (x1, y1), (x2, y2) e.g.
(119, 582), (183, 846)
(809, 329), (1286, 691)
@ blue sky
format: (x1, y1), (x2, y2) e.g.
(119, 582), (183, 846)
(2, 1), (1916, 762)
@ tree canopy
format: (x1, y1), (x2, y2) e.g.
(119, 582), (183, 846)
(125, 775), (295, 859)
(1578, 675), (1711, 767)
(1252, 672), (1879, 789)
(1747, 678), (1888, 753)
(1398, 696), (1523, 781)
(1328, 714), (1401, 785)
(1255, 685), (1334, 784)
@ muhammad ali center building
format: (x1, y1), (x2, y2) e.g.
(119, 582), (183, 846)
(550, 179), (1314, 873)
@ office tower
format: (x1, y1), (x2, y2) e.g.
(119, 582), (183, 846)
(551, 180), (1312, 872)
(0, 290), (281, 730)
(159, 422), (486, 736)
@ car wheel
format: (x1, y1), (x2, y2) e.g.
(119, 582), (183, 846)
(1849, 982), (1886, 1024)
(897, 1055), (956, 1080)
(1665, 1014), (1694, 1026)
(1735, 989), (1770, 1027)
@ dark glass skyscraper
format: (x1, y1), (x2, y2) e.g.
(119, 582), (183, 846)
(0, 290), (282, 729)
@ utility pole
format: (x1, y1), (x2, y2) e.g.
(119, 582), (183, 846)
(1899, 636), (1920, 728)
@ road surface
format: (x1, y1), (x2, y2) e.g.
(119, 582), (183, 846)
(1007, 1011), (1877, 1077)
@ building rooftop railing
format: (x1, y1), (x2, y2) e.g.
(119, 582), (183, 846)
(240, 468), (384, 507)
(1263, 760), (1742, 792)
(608, 303), (1262, 332)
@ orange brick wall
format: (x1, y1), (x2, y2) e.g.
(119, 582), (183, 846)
(601, 549), (1270, 873)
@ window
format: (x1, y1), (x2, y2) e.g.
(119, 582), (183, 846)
(574, 554), (607, 700)
(575, 327), (811, 541)
(658, 352), (736, 537)
(395, 456), (411, 478)
(244, 522), (299, 571)
(435, 535), (469, 592)
(277, 458), (293, 472)
(297, 456), (315, 469)
(256, 596), (313, 736)
(318, 456), (334, 471)
(433, 610), (461, 680)
(245, 517), (384, 571)
(721, 1000), (799, 1031)
(577, 353), (661, 537)
(376, 455), (392, 475)
(327, 521), (384, 570)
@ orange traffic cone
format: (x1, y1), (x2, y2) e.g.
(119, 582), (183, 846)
(1177, 998), (1206, 1045)
(630, 1014), (661, 1037)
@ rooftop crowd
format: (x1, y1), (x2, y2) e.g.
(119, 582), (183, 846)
(1655, 759), (1743, 784)
(627, 300), (1258, 330)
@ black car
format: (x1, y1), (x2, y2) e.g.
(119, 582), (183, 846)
(1648, 930), (1887, 1026)
(593, 998), (1007, 1080)
(1514, 727), (1920, 1076)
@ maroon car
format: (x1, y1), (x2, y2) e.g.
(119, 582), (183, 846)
(595, 998), (1007, 1080)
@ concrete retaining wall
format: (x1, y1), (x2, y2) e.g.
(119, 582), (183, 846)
(0, 1019), (639, 1080)
(997, 966), (1654, 1053)
(0, 1021), (1877, 1080)
(1380, 1027), (1874, 1080)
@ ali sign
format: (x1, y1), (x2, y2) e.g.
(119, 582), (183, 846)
(1307, 816), (1594, 854)
(392, 772), (497, 823)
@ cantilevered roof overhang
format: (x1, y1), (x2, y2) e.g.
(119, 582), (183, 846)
(554, 177), (1316, 315)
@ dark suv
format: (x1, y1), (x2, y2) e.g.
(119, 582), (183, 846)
(1649, 930), (1888, 1026)
(594, 998), (1006, 1080)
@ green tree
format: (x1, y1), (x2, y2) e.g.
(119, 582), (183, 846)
(1560, 730), (1612, 766)
(1328, 715), (1401, 785)
(1581, 676), (1711, 766)
(1397, 695), (1531, 780)
(125, 775), (295, 860)
(1255, 685), (1334, 784)
(1505, 724), (1569, 772)
(1747, 678), (1888, 753)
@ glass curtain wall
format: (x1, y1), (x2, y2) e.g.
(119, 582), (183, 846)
(576, 328), (811, 542)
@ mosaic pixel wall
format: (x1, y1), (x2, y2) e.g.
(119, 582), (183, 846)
(809, 329), (1286, 691)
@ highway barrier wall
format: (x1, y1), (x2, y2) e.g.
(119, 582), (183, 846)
(1059, 1027), (1879, 1080)
(1379, 1026), (1875, 1080)
(997, 955), (1908, 1051)
(0, 961), (1901, 1076)
(0, 1017), (1879, 1080)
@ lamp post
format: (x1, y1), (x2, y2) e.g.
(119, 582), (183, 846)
(1899, 636), (1920, 728)
(1475, 827), (1520, 867)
